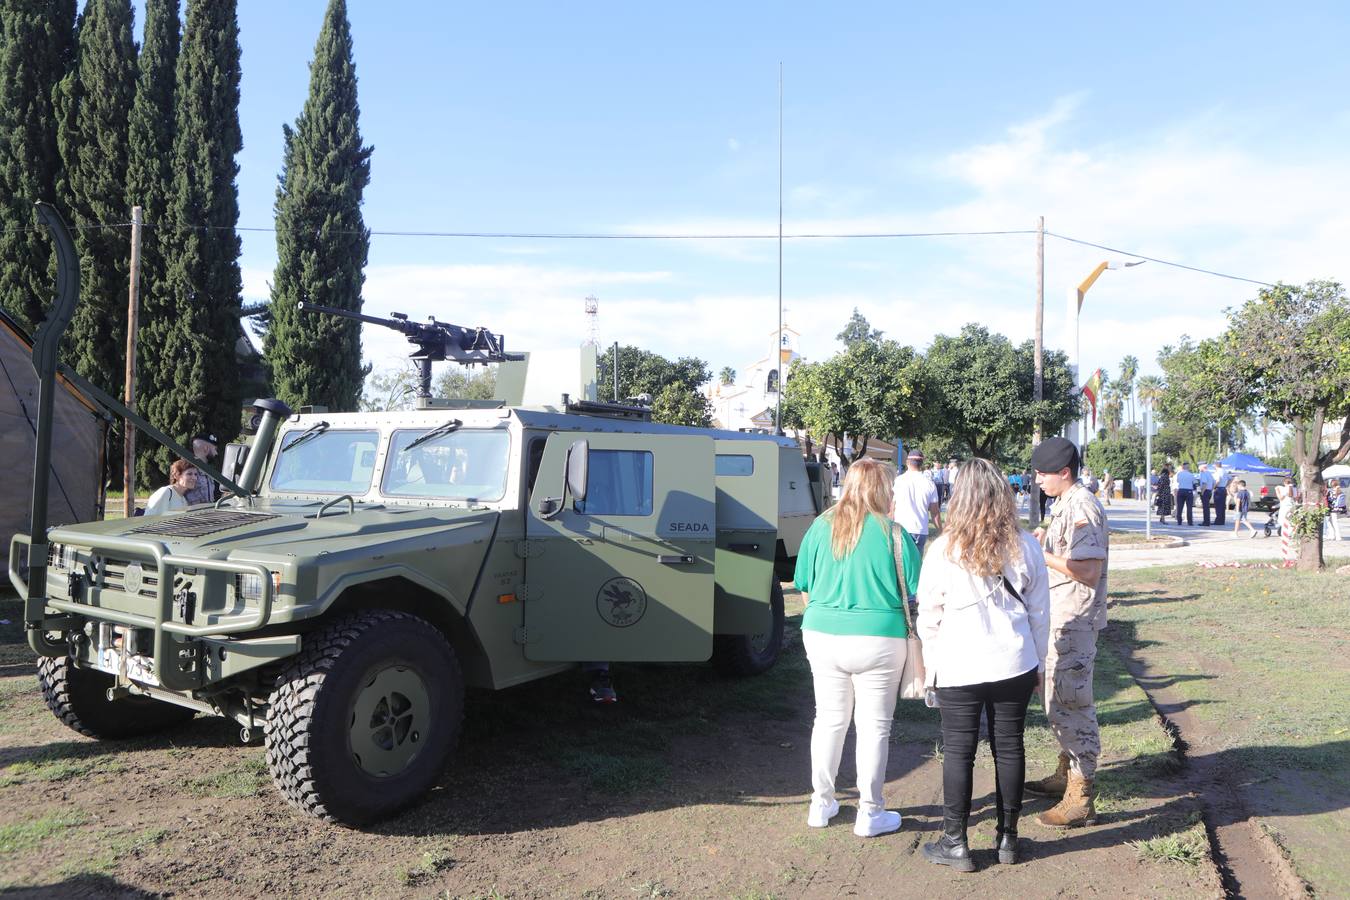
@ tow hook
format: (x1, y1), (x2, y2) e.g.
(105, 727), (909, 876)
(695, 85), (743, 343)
(175, 585), (196, 624)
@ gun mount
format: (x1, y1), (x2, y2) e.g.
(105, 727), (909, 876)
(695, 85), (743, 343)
(298, 302), (524, 401)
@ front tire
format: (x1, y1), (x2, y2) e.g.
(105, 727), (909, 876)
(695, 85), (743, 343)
(264, 611), (463, 826)
(37, 656), (195, 740)
(711, 581), (786, 676)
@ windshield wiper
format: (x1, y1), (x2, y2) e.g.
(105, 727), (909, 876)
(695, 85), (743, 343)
(281, 421), (330, 453)
(401, 418), (462, 453)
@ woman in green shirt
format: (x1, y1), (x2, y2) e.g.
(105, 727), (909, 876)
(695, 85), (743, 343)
(794, 457), (922, 838)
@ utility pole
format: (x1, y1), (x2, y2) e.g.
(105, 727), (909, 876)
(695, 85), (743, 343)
(122, 206), (143, 517)
(1030, 215), (1045, 522)
(774, 62), (784, 435)
(612, 341), (619, 402)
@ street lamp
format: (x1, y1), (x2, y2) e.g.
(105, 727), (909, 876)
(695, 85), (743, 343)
(1066, 259), (1146, 449)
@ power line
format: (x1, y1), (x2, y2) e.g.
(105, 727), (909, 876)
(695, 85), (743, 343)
(1047, 231), (1275, 287)
(1, 218), (1280, 286)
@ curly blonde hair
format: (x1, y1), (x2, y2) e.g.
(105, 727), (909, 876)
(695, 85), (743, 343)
(943, 457), (1022, 577)
(826, 457), (896, 559)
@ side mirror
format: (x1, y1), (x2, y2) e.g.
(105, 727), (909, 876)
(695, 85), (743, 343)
(566, 439), (589, 502)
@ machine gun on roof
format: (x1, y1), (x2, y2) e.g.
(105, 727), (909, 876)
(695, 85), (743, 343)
(298, 302), (524, 401)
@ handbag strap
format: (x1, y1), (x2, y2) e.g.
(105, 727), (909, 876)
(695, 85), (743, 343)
(1001, 574), (1026, 608)
(890, 523), (915, 634)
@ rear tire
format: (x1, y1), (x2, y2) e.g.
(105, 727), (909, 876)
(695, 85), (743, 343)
(711, 581), (786, 676)
(36, 656), (195, 740)
(264, 611), (463, 826)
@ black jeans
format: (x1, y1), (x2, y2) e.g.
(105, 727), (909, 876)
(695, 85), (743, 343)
(936, 667), (1038, 827)
(1176, 488), (1194, 525)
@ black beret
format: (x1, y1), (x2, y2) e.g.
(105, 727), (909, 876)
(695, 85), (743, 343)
(1030, 437), (1079, 474)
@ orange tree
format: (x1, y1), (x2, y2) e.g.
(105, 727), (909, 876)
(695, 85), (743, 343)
(1206, 280), (1350, 569)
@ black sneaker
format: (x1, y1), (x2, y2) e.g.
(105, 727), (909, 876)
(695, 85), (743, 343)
(589, 671), (618, 703)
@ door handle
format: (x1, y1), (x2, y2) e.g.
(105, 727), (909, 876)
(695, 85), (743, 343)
(727, 543), (760, 553)
(657, 555), (696, 565)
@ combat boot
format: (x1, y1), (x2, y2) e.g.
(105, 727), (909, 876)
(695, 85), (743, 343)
(1036, 772), (1096, 827)
(1024, 752), (1070, 797)
(922, 817), (975, 873)
(995, 810), (1020, 865)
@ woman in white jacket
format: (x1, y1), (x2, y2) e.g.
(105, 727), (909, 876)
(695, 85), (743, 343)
(916, 457), (1051, 872)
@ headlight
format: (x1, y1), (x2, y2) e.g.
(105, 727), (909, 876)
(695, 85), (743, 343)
(237, 572), (281, 602)
(49, 544), (77, 571)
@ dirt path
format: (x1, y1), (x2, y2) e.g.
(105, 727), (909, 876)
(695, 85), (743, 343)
(1108, 630), (1311, 899)
(0, 589), (1223, 898)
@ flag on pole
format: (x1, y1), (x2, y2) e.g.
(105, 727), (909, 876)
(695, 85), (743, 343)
(1082, 368), (1103, 428)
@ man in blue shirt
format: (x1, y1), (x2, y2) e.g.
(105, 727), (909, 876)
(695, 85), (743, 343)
(1174, 462), (1196, 526)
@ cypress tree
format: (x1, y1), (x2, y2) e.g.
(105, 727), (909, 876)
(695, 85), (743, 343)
(144, 0), (242, 472)
(126, 0), (180, 484)
(53, 0), (137, 405)
(0, 0), (76, 330)
(264, 0), (371, 411)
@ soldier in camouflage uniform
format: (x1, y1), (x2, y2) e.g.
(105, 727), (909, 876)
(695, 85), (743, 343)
(1025, 437), (1109, 828)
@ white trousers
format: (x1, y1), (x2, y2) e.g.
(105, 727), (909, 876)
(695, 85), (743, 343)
(802, 630), (907, 815)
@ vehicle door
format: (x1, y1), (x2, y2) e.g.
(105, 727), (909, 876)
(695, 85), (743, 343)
(711, 440), (779, 636)
(524, 431), (715, 661)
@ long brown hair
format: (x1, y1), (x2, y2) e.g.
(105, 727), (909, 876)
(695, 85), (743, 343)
(943, 457), (1022, 577)
(826, 458), (895, 559)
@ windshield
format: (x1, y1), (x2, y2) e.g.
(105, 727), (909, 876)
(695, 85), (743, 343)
(382, 428), (510, 501)
(270, 430), (380, 494)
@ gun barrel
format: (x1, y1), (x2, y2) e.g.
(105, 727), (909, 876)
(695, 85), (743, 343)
(297, 302), (411, 331)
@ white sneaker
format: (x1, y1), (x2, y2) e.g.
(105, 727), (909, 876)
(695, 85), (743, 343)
(854, 809), (902, 837)
(807, 798), (839, 828)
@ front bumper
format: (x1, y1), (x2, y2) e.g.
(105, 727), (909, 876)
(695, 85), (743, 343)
(10, 529), (275, 691)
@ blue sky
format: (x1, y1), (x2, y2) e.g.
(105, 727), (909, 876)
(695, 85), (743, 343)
(136, 2), (1350, 391)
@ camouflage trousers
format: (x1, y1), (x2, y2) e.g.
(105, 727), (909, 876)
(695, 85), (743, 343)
(1043, 627), (1101, 778)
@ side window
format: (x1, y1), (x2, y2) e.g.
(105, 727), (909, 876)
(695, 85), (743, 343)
(525, 437), (547, 494)
(715, 454), (754, 476)
(576, 450), (653, 516)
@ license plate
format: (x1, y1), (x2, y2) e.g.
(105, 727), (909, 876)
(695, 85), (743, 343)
(93, 647), (160, 686)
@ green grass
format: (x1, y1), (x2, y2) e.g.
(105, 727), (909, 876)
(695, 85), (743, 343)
(1133, 820), (1209, 866)
(397, 846), (457, 887)
(0, 811), (85, 855)
(0, 742), (126, 787)
(57, 826), (170, 877)
(184, 753), (269, 798)
(1111, 564), (1350, 895)
(1110, 529), (1173, 545)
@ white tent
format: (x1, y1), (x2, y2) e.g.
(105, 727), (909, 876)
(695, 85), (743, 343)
(1, 309), (107, 555)
(1323, 464), (1350, 479)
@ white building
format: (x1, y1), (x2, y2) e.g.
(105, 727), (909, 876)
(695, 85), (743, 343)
(706, 325), (803, 433)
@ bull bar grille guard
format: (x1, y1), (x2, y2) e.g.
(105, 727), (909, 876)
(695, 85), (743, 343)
(10, 530), (274, 690)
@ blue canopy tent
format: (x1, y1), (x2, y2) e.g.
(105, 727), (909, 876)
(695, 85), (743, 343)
(1217, 452), (1291, 476)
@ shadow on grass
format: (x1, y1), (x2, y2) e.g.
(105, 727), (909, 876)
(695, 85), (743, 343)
(373, 615), (942, 837)
(1110, 591), (1202, 608)
(0, 715), (238, 772)
(0, 873), (161, 898)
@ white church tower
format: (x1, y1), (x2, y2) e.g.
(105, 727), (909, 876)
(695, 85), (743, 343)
(707, 324), (803, 432)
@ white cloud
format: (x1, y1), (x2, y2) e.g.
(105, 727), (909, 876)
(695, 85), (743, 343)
(611, 97), (1350, 381)
(727, 137), (740, 152)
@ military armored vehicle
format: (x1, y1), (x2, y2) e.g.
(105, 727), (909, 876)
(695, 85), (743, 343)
(8, 205), (824, 825)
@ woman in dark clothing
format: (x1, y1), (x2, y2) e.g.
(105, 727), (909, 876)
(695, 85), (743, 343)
(1155, 466), (1173, 522)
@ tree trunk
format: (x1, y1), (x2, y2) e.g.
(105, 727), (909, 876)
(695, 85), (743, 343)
(1297, 470), (1325, 572)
